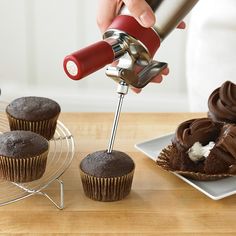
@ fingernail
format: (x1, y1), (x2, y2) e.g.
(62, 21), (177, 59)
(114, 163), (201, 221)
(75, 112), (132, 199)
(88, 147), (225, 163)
(139, 11), (155, 27)
(132, 88), (142, 93)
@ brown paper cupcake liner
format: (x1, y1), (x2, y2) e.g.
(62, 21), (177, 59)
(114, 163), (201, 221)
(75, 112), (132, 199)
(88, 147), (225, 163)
(7, 113), (59, 140)
(80, 169), (135, 202)
(0, 150), (48, 183)
(156, 145), (233, 181)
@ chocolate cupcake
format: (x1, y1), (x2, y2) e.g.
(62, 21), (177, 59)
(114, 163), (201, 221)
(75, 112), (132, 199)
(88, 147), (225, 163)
(157, 118), (236, 180)
(173, 118), (222, 151)
(0, 130), (49, 183)
(6, 96), (61, 140)
(80, 150), (135, 202)
(208, 81), (236, 123)
(206, 124), (236, 174)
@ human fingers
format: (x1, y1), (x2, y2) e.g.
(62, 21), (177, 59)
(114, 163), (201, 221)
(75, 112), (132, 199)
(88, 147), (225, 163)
(131, 66), (169, 93)
(161, 67), (169, 76)
(151, 75), (163, 83)
(97, 0), (123, 33)
(131, 75), (163, 93)
(150, 67), (169, 83)
(131, 87), (142, 93)
(177, 21), (186, 29)
(123, 0), (155, 28)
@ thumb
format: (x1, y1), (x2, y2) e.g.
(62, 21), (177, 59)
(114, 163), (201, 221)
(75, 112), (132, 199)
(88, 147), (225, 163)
(123, 0), (155, 28)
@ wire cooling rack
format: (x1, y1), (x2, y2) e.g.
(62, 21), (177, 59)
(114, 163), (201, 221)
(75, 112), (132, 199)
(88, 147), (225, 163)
(0, 101), (75, 209)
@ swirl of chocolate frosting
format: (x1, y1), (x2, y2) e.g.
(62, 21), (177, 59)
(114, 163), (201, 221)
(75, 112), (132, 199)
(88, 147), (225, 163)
(174, 118), (222, 150)
(208, 81), (236, 123)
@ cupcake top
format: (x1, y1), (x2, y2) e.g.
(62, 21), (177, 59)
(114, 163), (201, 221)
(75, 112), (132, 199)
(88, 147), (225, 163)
(173, 118), (222, 150)
(208, 81), (236, 123)
(0, 130), (48, 158)
(6, 96), (61, 121)
(80, 150), (135, 178)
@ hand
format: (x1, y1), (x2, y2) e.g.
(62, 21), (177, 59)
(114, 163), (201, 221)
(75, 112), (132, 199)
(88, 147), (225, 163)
(97, 0), (156, 33)
(97, 0), (185, 93)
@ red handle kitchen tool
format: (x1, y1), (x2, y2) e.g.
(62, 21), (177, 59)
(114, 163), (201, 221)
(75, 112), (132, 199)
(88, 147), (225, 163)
(63, 15), (162, 83)
(63, 41), (114, 80)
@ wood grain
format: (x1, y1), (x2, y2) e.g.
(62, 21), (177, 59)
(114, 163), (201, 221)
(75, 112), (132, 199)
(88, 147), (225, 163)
(1, 112), (235, 235)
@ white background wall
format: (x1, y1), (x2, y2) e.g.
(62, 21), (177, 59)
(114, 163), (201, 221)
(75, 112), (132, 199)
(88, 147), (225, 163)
(0, 0), (190, 112)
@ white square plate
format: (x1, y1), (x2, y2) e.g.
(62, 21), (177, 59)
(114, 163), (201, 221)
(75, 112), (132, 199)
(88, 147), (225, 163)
(135, 133), (236, 200)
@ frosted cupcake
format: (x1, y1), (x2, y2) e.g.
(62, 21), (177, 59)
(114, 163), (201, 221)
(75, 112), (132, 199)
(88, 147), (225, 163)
(208, 81), (236, 124)
(157, 118), (236, 180)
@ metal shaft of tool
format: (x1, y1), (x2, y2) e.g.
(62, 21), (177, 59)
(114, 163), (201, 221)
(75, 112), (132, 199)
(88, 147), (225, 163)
(107, 81), (129, 153)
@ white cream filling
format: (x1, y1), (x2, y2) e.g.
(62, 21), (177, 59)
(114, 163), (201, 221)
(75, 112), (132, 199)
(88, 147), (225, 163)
(187, 141), (215, 162)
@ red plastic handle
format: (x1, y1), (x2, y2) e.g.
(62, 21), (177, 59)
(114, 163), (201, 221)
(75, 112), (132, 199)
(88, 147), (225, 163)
(63, 41), (114, 80)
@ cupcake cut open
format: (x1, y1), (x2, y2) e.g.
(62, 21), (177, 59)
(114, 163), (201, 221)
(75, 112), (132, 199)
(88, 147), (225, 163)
(157, 118), (236, 181)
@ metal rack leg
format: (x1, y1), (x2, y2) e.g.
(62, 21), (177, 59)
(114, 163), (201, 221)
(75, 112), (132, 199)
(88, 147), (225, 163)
(38, 178), (64, 210)
(12, 178), (64, 210)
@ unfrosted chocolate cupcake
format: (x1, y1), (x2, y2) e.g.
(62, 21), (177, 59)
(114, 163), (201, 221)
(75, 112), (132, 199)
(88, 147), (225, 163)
(157, 118), (236, 180)
(80, 150), (135, 202)
(6, 96), (61, 140)
(0, 130), (49, 183)
(208, 81), (236, 123)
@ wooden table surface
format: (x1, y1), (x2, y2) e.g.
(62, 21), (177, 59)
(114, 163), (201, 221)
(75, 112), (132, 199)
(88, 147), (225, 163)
(1, 112), (236, 235)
